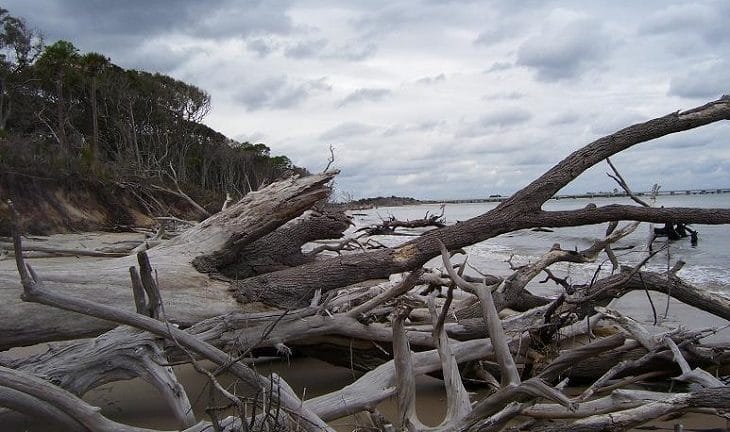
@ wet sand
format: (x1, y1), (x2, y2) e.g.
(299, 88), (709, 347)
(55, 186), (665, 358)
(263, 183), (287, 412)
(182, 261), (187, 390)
(5, 355), (727, 431)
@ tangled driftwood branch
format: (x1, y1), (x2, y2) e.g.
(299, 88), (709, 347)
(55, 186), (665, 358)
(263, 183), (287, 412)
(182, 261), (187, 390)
(1, 95), (730, 431)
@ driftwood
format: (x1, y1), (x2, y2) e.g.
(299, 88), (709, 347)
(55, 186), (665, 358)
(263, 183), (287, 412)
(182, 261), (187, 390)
(357, 206), (446, 236)
(1, 95), (730, 431)
(0, 172), (337, 349)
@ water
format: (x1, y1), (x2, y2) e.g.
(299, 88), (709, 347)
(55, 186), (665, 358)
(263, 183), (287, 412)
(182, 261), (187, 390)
(349, 193), (730, 296)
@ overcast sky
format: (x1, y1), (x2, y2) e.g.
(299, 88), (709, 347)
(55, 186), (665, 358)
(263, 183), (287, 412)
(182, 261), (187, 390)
(7, 1), (729, 200)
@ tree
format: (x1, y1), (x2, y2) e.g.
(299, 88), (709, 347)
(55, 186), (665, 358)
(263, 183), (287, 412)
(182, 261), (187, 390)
(79, 52), (109, 167)
(34, 40), (80, 152)
(0, 8), (42, 132)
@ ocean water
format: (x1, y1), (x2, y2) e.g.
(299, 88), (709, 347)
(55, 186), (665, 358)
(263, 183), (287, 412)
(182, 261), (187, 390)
(348, 193), (730, 296)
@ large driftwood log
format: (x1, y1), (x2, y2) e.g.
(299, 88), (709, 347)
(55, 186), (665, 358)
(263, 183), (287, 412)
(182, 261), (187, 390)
(214, 209), (351, 279)
(0, 172), (337, 349)
(237, 96), (730, 308)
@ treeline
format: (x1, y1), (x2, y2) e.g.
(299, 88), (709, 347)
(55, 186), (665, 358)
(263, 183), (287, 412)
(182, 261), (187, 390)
(331, 195), (422, 210)
(0, 8), (303, 197)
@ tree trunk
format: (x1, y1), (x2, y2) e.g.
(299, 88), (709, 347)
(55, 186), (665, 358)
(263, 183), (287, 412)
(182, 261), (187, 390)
(90, 76), (99, 167)
(55, 74), (67, 152)
(0, 172), (336, 349)
(235, 97), (730, 308)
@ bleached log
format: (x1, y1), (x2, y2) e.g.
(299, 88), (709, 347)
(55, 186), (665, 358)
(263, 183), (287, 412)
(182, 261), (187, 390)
(663, 336), (725, 388)
(10, 228), (332, 432)
(0, 172), (336, 349)
(438, 240), (521, 387)
(392, 304), (425, 431)
(427, 294), (471, 423)
(526, 387), (730, 432)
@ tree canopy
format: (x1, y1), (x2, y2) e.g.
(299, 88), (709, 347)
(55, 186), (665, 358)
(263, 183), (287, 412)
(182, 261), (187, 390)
(0, 8), (301, 198)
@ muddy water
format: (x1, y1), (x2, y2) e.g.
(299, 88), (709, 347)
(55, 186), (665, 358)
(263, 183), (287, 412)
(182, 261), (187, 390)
(6, 351), (728, 431)
(4, 352), (449, 431)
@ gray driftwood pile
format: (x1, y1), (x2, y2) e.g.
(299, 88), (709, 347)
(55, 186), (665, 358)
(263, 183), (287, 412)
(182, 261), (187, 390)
(1, 96), (730, 431)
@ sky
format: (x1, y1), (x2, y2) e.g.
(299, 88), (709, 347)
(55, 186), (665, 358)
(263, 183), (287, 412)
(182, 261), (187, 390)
(5, 0), (730, 200)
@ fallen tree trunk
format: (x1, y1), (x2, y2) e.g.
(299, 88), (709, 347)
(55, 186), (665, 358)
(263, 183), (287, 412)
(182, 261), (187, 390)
(0, 172), (337, 349)
(214, 210), (351, 279)
(578, 265), (730, 320)
(236, 96), (730, 308)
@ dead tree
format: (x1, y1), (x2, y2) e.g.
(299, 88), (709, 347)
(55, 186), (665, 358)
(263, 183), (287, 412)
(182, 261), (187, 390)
(1, 95), (730, 431)
(236, 96), (730, 308)
(357, 206), (446, 236)
(0, 172), (339, 348)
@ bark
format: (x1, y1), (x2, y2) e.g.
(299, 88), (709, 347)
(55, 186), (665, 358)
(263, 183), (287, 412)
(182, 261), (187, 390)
(217, 209), (350, 279)
(578, 266), (730, 320)
(0, 172), (336, 348)
(237, 96), (730, 308)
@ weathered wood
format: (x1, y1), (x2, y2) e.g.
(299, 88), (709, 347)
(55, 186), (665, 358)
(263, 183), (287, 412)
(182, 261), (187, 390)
(526, 387), (730, 432)
(237, 96), (730, 308)
(0, 172), (336, 348)
(10, 234), (333, 432)
(2, 98), (730, 431)
(578, 267), (730, 320)
(217, 209), (350, 279)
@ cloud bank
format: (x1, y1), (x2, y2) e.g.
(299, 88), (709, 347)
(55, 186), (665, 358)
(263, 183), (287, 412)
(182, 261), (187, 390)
(7, 0), (729, 200)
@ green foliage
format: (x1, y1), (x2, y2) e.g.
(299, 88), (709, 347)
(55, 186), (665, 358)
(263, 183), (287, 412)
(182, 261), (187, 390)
(80, 52), (109, 76)
(0, 8), (302, 197)
(0, 8), (42, 69)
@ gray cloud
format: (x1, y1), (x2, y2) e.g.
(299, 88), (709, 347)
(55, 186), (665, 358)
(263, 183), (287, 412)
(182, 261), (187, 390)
(4, 0), (294, 71)
(319, 122), (377, 141)
(415, 73), (446, 85)
(457, 108), (532, 137)
(284, 38), (328, 59)
(338, 88), (391, 107)
(247, 38), (278, 58)
(350, 6), (411, 39)
(639, 3), (730, 44)
(382, 120), (443, 137)
(548, 112), (582, 126)
(484, 62), (513, 73)
(8, 0), (214, 37)
(235, 76), (331, 111)
(281, 38), (376, 62)
(327, 41), (377, 61)
(517, 17), (613, 82)
(482, 91), (523, 101)
(668, 61), (730, 99)
(192, 1), (293, 39)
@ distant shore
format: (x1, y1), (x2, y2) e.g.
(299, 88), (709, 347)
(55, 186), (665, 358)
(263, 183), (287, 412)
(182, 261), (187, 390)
(336, 188), (730, 210)
(329, 195), (422, 210)
(423, 187), (730, 205)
